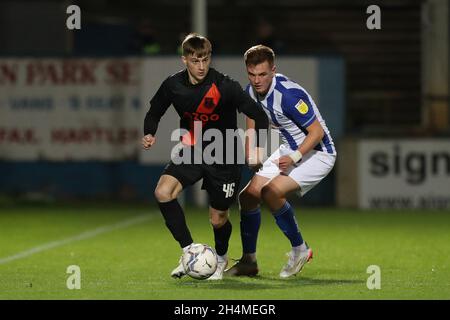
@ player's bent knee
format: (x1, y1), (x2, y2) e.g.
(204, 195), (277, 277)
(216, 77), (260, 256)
(209, 206), (229, 228)
(261, 184), (283, 203)
(241, 184), (261, 201)
(210, 218), (227, 229)
(241, 187), (261, 201)
(239, 190), (260, 211)
(154, 186), (176, 203)
(238, 190), (250, 205)
(210, 213), (228, 228)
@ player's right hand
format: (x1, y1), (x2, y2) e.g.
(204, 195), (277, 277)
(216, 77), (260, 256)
(142, 134), (156, 149)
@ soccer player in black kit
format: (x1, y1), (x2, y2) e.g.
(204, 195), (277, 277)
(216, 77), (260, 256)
(142, 33), (268, 280)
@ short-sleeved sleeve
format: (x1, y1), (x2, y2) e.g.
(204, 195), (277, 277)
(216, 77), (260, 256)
(281, 89), (316, 128)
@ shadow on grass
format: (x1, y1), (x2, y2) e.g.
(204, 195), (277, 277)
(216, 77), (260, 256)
(175, 276), (364, 290)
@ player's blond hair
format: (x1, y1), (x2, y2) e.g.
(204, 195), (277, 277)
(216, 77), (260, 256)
(244, 45), (275, 67)
(182, 33), (212, 57)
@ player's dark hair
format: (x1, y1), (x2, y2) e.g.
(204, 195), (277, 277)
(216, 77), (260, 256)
(244, 45), (275, 67)
(182, 33), (212, 57)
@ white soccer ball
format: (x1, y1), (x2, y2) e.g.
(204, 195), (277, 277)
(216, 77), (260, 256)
(182, 243), (218, 280)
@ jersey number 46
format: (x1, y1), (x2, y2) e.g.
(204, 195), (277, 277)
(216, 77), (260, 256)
(223, 183), (235, 198)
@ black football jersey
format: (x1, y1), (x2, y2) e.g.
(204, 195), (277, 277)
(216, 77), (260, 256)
(144, 68), (268, 143)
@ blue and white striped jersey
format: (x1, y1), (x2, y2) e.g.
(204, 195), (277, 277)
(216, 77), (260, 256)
(246, 73), (336, 155)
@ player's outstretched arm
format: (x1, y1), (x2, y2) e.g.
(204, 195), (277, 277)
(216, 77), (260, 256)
(237, 95), (269, 150)
(245, 116), (264, 170)
(143, 78), (173, 147)
(230, 80), (269, 141)
(240, 99), (269, 138)
(245, 116), (255, 160)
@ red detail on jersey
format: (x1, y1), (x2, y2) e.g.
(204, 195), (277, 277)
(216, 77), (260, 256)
(196, 83), (221, 114)
(182, 83), (221, 146)
(185, 112), (220, 122)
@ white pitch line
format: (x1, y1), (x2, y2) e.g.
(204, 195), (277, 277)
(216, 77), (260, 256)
(0, 213), (155, 265)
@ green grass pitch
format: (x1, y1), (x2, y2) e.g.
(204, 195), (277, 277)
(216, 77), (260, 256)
(0, 203), (449, 299)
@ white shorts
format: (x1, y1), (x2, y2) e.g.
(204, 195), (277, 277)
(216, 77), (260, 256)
(256, 144), (336, 196)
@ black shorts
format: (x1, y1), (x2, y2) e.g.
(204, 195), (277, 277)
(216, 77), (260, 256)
(162, 162), (243, 211)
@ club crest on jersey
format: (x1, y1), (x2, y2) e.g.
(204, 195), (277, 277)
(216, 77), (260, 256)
(296, 100), (309, 115)
(204, 97), (215, 109)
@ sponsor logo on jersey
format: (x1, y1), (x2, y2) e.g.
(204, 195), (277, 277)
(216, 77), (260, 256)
(296, 100), (309, 115)
(182, 83), (222, 146)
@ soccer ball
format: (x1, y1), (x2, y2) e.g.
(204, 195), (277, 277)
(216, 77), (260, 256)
(182, 243), (218, 280)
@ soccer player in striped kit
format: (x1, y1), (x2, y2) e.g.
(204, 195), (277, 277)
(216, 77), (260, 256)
(226, 45), (336, 278)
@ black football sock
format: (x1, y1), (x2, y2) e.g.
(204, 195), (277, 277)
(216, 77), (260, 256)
(157, 199), (193, 249)
(213, 220), (232, 256)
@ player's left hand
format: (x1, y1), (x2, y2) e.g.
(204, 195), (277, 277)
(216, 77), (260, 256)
(272, 155), (294, 173)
